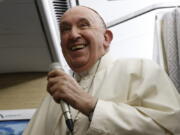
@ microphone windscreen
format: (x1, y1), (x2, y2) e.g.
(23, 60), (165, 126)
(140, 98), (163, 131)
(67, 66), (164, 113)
(49, 62), (63, 71)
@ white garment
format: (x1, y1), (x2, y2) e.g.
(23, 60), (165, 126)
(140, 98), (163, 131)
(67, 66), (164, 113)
(23, 53), (180, 135)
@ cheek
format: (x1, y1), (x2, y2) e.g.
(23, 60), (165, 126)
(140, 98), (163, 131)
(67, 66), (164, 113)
(61, 46), (70, 62)
(91, 35), (105, 51)
(61, 36), (69, 52)
(60, 34), (69, 44)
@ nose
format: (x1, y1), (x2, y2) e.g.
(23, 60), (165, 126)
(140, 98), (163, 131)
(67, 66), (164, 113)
(69, 27), (81, 40)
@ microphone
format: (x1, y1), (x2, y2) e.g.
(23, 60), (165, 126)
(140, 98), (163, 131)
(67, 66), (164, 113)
(49, 62), (74, 133)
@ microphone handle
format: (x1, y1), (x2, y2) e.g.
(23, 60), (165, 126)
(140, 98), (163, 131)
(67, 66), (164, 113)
(60, 100), (74, 132)
(49, 63), (74, 132)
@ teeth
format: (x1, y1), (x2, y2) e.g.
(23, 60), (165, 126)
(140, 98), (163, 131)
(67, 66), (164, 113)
(71, 45), (85, 51)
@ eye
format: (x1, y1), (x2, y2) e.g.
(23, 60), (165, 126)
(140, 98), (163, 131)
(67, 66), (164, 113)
(60, 24), (71, 33)
(79, 22), (89, 28)
(78, 19), (90, 29)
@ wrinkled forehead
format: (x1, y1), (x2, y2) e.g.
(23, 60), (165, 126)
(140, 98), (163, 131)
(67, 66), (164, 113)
(60, 6), (104, 27)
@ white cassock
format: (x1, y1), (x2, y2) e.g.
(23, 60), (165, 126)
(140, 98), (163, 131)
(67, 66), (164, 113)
(23, 52), (180, 135)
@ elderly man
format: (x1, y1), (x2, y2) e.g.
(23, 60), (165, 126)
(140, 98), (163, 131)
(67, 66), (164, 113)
(23, 6), (180, 135)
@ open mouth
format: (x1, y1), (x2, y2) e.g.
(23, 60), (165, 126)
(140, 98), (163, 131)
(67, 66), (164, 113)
(71, 44), (87, 51)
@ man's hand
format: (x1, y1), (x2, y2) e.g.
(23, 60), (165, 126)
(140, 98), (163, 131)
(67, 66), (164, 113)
(47, 69), (97, 116)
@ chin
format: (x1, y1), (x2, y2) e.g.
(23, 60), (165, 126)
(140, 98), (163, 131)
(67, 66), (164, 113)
(71, 63), (91, 73)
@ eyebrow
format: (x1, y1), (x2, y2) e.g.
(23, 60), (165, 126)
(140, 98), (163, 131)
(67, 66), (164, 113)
(60, 16), (90, 24)
(78, 18), (89, 22)
(60, 21), (69, 27)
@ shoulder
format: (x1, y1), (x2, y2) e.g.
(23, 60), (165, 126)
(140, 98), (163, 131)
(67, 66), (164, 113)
(110, 58), (163, 76)
(101, 53), (163, 75)
(114, 58), (160, 69)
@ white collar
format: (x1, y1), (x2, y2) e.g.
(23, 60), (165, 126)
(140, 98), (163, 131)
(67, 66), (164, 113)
(73, 52), (113, 82)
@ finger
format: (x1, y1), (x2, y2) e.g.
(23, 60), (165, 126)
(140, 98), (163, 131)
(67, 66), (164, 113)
(47, 77), (56, 87)
(47, 77), (59, 94)
(53, 91), (62, 103)
(48, 69), (65, 78)
(51, 88), (68, 103)
(47, 82), (54, 95)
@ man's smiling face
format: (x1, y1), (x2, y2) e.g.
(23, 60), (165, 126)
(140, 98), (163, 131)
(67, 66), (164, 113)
(60, 6), (112, 73)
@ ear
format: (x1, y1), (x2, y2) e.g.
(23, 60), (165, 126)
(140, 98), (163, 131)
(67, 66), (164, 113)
(103, 29), (113, 50)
